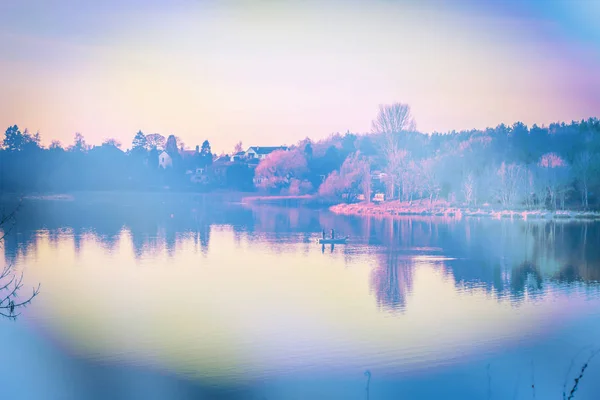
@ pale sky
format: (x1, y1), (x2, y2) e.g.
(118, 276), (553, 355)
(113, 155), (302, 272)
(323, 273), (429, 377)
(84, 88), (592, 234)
(1, 0), (599, 153)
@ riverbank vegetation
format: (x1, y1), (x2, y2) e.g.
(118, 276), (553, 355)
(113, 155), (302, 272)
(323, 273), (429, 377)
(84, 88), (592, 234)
(254, 103), (600, 214)
(2, 103), (600, 214)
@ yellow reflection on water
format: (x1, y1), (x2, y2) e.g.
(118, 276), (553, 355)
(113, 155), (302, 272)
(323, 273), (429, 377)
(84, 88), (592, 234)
(16, 226), (594, 384)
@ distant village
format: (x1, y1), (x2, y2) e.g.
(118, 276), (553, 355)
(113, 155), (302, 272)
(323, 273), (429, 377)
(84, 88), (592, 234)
(158, 143), (289, 186)
(151, 134), (389, 200)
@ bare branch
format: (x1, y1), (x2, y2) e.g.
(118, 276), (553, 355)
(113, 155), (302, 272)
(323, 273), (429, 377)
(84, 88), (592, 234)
(0, 200), (41, 319)
(0, 199), (22, 242)
(563, 346), (594, 400)
(566, 348), (600, 400)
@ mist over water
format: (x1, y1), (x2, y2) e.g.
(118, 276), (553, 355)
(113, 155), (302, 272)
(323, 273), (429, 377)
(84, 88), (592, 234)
(1, 195), (600, 399)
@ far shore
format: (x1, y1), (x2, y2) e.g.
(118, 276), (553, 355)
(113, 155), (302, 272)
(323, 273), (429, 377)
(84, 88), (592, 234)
(2, 190), (255, 203)
(6, 192), (600, 221)
(330, 199), (600, 221)
(241, 194), (337, 208)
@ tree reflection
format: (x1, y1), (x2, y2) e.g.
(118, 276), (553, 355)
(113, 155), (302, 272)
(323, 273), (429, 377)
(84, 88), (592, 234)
(2, 197), (600, 311)
(365, 215), (600, 306)
(368, 218), (416, 311)
(370, 252), (413, 311)
(509, 261), (543, 298)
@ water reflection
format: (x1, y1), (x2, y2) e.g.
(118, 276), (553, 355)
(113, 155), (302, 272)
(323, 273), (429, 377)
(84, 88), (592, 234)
(2, 197), (600, 399)
(370, 254), (414, 312)
(2, 199), (600, 310)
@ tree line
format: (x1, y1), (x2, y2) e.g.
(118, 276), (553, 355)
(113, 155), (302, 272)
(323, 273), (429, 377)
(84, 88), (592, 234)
(0, 128), (224, 192)
(2, 104), (600, 210)
(253, 103), (600, 210)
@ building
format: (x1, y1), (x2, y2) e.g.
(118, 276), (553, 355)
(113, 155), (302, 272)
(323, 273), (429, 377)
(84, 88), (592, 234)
(187, 167), (205, 183)
(160, 146), (201, 169)
(213, 155), (231, 164)
(245, 146), (288, 160)
(180, 145), (200, 159)
(158, 151), (172, 168)
(230, 151), (246, 162)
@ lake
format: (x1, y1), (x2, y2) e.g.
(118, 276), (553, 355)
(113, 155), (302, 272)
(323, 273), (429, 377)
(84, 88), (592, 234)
(1, 194), (599, 400)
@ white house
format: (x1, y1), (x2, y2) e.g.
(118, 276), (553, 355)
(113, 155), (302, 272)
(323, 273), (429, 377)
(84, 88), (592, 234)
(159, 151), (172, 169)
(245, 146), (288, 160)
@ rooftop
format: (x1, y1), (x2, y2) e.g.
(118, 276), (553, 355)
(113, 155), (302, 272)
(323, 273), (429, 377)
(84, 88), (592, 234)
(247, 146), (288, 155)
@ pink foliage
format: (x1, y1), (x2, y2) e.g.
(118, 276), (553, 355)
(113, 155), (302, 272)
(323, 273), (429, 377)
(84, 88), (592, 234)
(318, 171), (345, 197)
(287, 178), (313, 195)
(538, 152), (566, 168)
(458, 135), (492, 152)
(255, 149), (307, 190)
(319, 153), (369, 198)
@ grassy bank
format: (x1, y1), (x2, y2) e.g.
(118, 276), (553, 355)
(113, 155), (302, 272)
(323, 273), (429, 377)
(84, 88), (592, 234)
(330, 199), (600, 220)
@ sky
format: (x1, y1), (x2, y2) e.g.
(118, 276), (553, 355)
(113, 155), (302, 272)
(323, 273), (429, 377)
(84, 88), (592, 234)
(1, 0), (599, 153)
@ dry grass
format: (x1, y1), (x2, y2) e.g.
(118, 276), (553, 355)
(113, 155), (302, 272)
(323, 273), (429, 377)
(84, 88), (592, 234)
(330, 200), (600, 221)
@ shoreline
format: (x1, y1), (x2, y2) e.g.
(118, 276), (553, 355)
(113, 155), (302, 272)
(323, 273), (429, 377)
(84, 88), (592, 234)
(241, 194), (336, 208)
(329, 200), (600, 221)
(2, 190), (255, 203)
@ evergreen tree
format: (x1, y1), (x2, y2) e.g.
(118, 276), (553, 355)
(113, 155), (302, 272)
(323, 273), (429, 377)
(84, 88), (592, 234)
(69, 132), (88, 153)
(3, 125), (25, 151)
(132, 130), (147, 151)
(165, 135), (179, 157)
(200, 140), (213, 167)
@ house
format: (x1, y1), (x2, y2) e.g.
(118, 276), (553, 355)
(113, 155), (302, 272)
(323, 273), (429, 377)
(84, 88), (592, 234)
(370, 170), (387, 193)
(209, 156), (231, 183)
(373, 193), (385, 203)
(245, 146), (288, 160)
(180, 149), (197, 158)
(159, 151), (172, 168)
(187, 167), (205, 184)
(371, 170), (387, 181)
(213, 155), (231, 165)
(230, 151), (246, 162)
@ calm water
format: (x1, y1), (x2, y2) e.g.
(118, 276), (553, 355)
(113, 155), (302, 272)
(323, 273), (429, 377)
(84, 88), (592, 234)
(1, 195), (600, 399)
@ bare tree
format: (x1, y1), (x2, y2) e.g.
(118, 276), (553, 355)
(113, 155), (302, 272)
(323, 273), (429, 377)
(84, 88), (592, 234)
(0, 204), (40, 319)
(234, 141), (243, 154)
(371, 102), (416, 135)
(573, 151), (599, 209)
(145, 133), (166, 150)
(361, 158), (372, 203)
(371, 103), (416, 201)
(463, 172), (476, 206)
(420, 158), (441, 205)
(537, 153), (570, 210)
(496, 162), (525, 208)
(381, 146), (408, 200)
